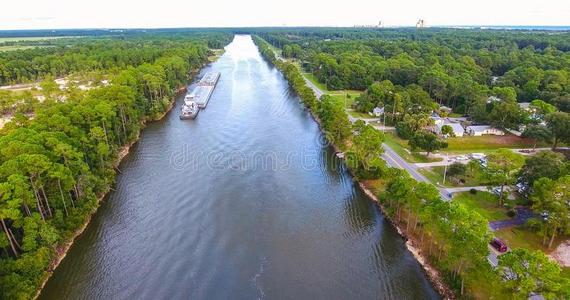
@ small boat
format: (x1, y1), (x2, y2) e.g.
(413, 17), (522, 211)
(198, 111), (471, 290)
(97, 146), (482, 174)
(180, 101), (199, 119)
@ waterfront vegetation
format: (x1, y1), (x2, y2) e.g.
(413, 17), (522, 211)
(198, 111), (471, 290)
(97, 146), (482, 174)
(0, 33), (232, 299)
(1, 27), (569, 299)
(255, 29), (570, 299)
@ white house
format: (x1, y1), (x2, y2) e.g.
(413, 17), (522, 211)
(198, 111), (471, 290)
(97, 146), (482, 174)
(435, 122), (464, 137)
(466, 125), (504, 136)
(487, 96), (502, 104)
(372, 107), (384, 117)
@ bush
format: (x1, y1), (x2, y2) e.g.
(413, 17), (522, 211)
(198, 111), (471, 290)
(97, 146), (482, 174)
(507, 209), (516, 218)
(395, 121), (414, 139)
(447, 162), (467, 177)
(469, 188), (478, 194)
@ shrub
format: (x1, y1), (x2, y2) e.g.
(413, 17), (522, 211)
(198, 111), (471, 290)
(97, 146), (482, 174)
(447, 162), (467, 177)
(507, 209), (516, 218)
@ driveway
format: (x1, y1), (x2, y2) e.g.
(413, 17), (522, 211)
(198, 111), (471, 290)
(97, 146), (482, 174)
(489, 207), (534, 231)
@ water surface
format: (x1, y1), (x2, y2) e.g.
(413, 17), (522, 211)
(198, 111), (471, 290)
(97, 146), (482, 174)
(40, 35), (439, 300)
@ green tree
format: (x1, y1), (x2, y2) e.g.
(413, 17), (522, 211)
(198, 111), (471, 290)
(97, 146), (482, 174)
(409, 131), (448, 156)
(546, 112), (570, 149)
(348, 124), (385, 178)
(440, 124), (455, 137)
(532, 176), (570, 248)
(521, 125), (552, 150)
(529, 99), (557, 118)
(499, 248), (569, 299)
(519, 150), (567, 188)
(485, 149), (525, 206)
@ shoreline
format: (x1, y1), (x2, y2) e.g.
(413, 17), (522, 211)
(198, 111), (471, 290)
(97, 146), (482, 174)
(356, 182), (455, 299)
(309, 109), (454, 299)
(32, 80), (189, 299)
(254, 32), (455, 295)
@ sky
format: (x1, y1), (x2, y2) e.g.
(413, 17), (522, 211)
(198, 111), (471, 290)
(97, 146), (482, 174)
(1, 0), (569, 30)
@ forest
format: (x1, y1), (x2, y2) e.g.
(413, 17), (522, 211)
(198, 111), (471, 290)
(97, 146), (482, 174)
(0, 32), (231, 299)
(253, 29), (570, 299)
(257, 28), (570, 129)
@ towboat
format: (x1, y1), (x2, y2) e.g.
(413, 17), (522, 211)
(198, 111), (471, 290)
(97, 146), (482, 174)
(179, 101), (199, 119)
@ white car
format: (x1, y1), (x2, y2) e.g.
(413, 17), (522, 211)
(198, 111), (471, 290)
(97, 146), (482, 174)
(471, 153), (486, 160)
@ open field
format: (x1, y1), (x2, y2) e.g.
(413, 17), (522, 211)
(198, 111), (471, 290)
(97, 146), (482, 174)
(0, 45), (53, 52)
(0, 36), (81, 43)
(446, 134), (548, 153)
(420, 165), (489, 187)
(495, 226), (566, 253)
(454, 191), (507, 221)
(328, 91), (362, 108)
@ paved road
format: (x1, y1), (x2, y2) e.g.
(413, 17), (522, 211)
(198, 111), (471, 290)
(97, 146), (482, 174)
(347, 114), (384, 124)
(269, 43), (532, 272)
(273, 46), (456, 203)
(415, 159), (467, 168)
(382, 144), (452, 201)
(444, 186), (490, 193)
(303, 77), (324, 99)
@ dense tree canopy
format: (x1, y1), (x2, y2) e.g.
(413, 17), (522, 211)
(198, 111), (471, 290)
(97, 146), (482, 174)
(0, 33), (229, 299)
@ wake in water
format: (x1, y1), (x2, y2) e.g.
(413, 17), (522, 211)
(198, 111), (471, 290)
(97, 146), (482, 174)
(252, 256), (268, 299)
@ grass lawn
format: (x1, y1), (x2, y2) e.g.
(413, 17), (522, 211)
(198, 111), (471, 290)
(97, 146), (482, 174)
(446, 134), (548, 153)
(301, 72), (329, 92)
(347, 109), (374, 119)
(328, 91), (362, 109)
(384, 132), (442, 163)
(419, 165), (489, 187)
(454, 191), (508, 221)
(494, 226), (567, 253)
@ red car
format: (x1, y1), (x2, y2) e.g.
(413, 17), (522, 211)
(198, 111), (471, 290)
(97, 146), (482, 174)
(490, 238), (508, 253)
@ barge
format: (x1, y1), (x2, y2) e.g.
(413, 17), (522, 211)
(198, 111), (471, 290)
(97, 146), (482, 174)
(179, 72), (221, 119)
(190, 72), (220, 109)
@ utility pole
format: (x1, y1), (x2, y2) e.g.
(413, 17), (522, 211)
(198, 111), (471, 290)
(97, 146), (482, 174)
(442, 152), (448, 185)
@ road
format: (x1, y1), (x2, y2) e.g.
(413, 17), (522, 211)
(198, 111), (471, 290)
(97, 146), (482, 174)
(444, 186), (490, 193)
(278, 45), (518, 272)
(415, 159), (468, 168)
(272, 46), (457, 202)
(382, 144), (452, 201)
(303, 77), (324, 99)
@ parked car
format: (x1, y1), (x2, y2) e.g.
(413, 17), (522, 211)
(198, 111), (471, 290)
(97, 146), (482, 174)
(471, 153), (486, 160)
(492, 186), (502, 196)
(490, 238), (508, 253)
(455, 155), (469, 161)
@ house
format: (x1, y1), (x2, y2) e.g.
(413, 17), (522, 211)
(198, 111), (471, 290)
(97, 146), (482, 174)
(435, 122), (465, 137)
(466, 125), (504, 136)
(518, 102), (531, 111)
(431, 116), (445, 126)
(372, 107), (384, 117)
(487, 96), (502, 103)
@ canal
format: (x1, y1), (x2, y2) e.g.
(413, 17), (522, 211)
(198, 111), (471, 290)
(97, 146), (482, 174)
(39, 35), (439, 299)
